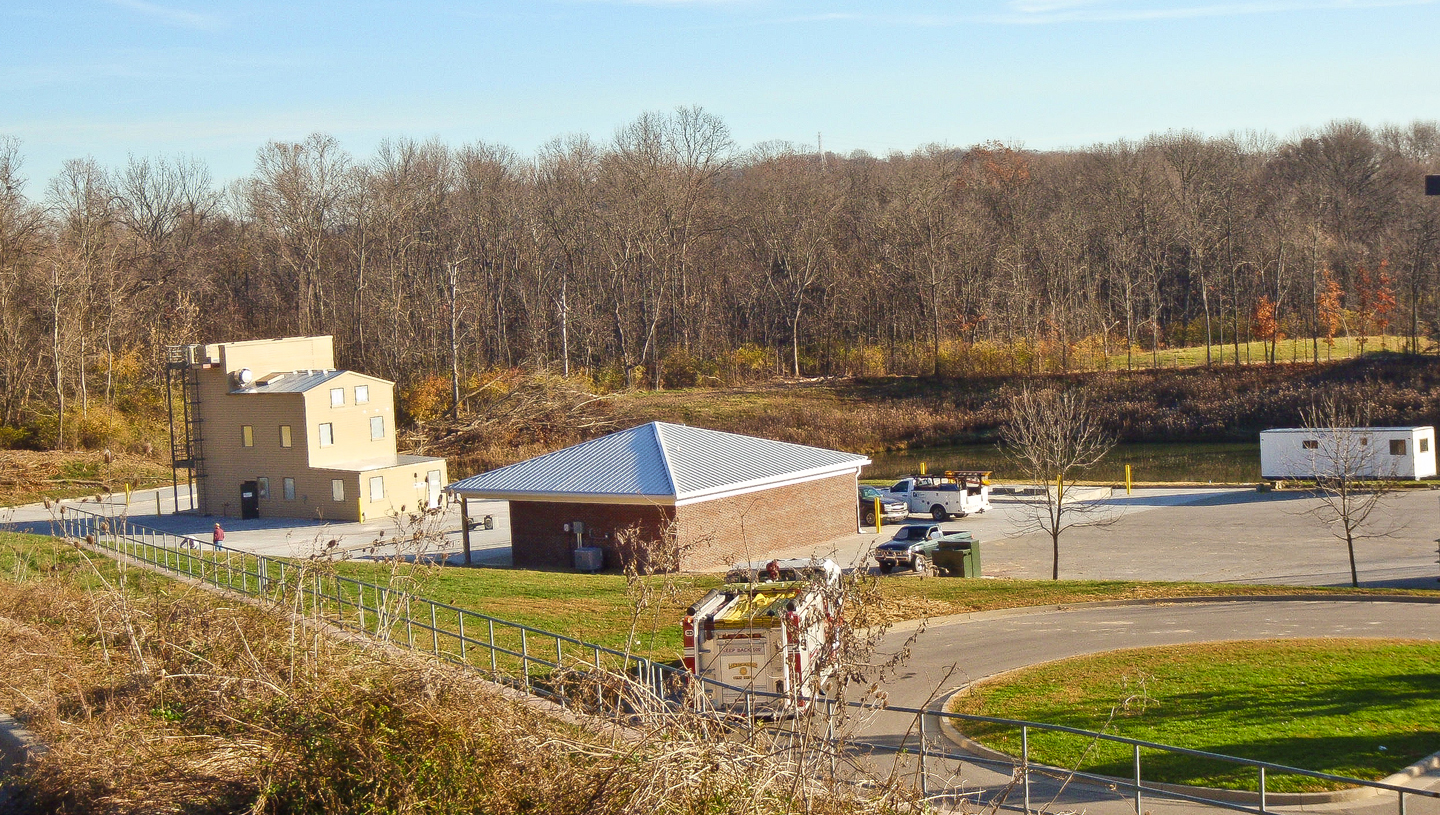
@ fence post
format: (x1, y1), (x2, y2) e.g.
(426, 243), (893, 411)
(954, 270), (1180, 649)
(458, 611), (466, 661)
(1134, 743), (1142, 815)
(521, 629), (530, 691)
(430, 603), (439, 655)
(1259, 766), (1267, 814)
(405, 595), (414, 649)
(1022, 725), (1031, 815)
(919, 710), (929, 798)
(488, 619), (496, 673)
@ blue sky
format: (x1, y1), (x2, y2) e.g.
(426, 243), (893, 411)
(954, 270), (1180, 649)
(3, 0), (1438, 185)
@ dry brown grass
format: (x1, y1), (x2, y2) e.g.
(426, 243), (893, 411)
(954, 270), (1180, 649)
(0, 536), (921, 815)
(0, 450), (172, 507)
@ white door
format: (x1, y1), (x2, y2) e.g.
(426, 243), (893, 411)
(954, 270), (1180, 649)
(426, 470), (441, 509)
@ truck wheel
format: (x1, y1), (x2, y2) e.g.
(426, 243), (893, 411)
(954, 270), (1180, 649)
(930, 505), (948, 521)
(879, 562), (894, 574)
(863, 509), (876, 526)
(913, 555), (929, 575)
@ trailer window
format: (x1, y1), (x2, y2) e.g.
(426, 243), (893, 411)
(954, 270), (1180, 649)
(1422, 438), (1430, 454)
(1302, 440), (1318, 450)
(1390, 439), (1406, 456)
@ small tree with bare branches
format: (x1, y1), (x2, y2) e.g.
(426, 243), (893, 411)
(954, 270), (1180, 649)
(1301, 393), (1398, 587)
(1002, 388), (1117, 579)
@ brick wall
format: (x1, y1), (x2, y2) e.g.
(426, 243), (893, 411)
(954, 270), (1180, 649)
(509, 500), (676, 570)
(674, 473), (858, 570)
(508, 473), (859, 572)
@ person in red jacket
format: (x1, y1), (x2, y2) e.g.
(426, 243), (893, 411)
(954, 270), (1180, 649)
(212, 523), (225, 552)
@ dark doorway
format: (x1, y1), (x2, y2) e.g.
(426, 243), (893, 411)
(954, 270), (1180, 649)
(240, 481), (259, 519)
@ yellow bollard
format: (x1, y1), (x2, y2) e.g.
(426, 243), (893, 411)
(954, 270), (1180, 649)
(125, 484), (132, 505)
(874, 497), (883, 533)
(1057, 474), (1064, 503)
(1125, 464), (1133, 495)
(920, 461), (927, 475)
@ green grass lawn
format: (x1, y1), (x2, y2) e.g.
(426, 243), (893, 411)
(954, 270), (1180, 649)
(949, 639), (1440, 792)
(1104, 335), (1409, 370)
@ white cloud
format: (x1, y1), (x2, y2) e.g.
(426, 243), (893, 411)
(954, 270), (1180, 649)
(100, 0), (224, 30)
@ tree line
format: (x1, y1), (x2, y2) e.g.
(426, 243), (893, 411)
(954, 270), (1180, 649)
(2, 109), (1438, 449)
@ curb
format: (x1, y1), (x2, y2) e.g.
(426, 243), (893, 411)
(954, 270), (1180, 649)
(886, 592), (1440, 636)
(928, 687), (1440, 806)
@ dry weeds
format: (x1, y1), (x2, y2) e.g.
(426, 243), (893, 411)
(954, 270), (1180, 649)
(0, 538), (924, 815)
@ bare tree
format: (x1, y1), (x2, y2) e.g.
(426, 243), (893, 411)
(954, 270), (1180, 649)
(1301, 393), (1398, 587)
(1002, 388), (1117, 579)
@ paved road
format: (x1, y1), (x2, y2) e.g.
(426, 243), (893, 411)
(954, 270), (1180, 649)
(856, 598), (1440, 814)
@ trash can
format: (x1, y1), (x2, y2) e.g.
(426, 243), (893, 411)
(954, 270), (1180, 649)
(934, 534), (981, 578)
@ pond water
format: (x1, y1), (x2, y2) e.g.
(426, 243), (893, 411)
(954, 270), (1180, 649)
(867, 441), (1260, 484)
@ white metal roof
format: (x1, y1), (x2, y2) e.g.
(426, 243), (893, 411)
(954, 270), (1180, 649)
(446, 421), (870, 506)
(229, 369), (388, 395)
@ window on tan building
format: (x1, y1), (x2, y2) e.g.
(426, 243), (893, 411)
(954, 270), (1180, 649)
(355, 384), (369, 404)
(257, 477), (269, 498)
(319, 423), (334, 447)
(332, 479), (345, 502)
(241, 425), (254, 447)
(370, 416), (385, 440)
(330, 387), (344, 407)
(280, 425), (292, 448)
(283, 478), (296, 500)
(369, 476), (385, 502)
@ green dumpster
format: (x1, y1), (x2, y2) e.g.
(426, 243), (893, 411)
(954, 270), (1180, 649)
(933, 533), (981, 577)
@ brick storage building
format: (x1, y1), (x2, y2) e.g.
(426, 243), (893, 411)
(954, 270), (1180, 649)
(446, 422), (870, 571)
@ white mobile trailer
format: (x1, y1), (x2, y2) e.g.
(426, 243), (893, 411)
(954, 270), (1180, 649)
(1259, 426), (1437, 480)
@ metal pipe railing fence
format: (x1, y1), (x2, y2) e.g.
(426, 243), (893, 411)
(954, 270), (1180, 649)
(56, 505), (1440, 815)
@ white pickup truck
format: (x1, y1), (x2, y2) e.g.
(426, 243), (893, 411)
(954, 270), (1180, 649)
(884, 471), (992, 520)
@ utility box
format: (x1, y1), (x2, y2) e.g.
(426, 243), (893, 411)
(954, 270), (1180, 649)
(573, 546), (604, 573)
(933, 533), (981, 578)
(1260, 426), (1436, 480)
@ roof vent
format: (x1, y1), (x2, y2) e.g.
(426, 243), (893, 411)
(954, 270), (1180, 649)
(232, 368), (255, 388)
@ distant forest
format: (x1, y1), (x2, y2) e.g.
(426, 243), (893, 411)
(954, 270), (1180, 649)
(1, 110), (1438, 449)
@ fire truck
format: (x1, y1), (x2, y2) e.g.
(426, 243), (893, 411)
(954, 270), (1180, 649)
(681, 560), (839, 712)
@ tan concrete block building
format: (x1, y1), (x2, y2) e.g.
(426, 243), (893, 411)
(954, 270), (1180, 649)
(446, 422), (869, 571)
(173, 336), (446, 522)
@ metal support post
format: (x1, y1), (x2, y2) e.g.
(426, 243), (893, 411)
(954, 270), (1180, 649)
(460, 496), (472, 565)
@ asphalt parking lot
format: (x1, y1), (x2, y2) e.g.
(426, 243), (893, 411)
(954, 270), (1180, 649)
(764, 485), (1440, 589)
(1, 486), (515, 566)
